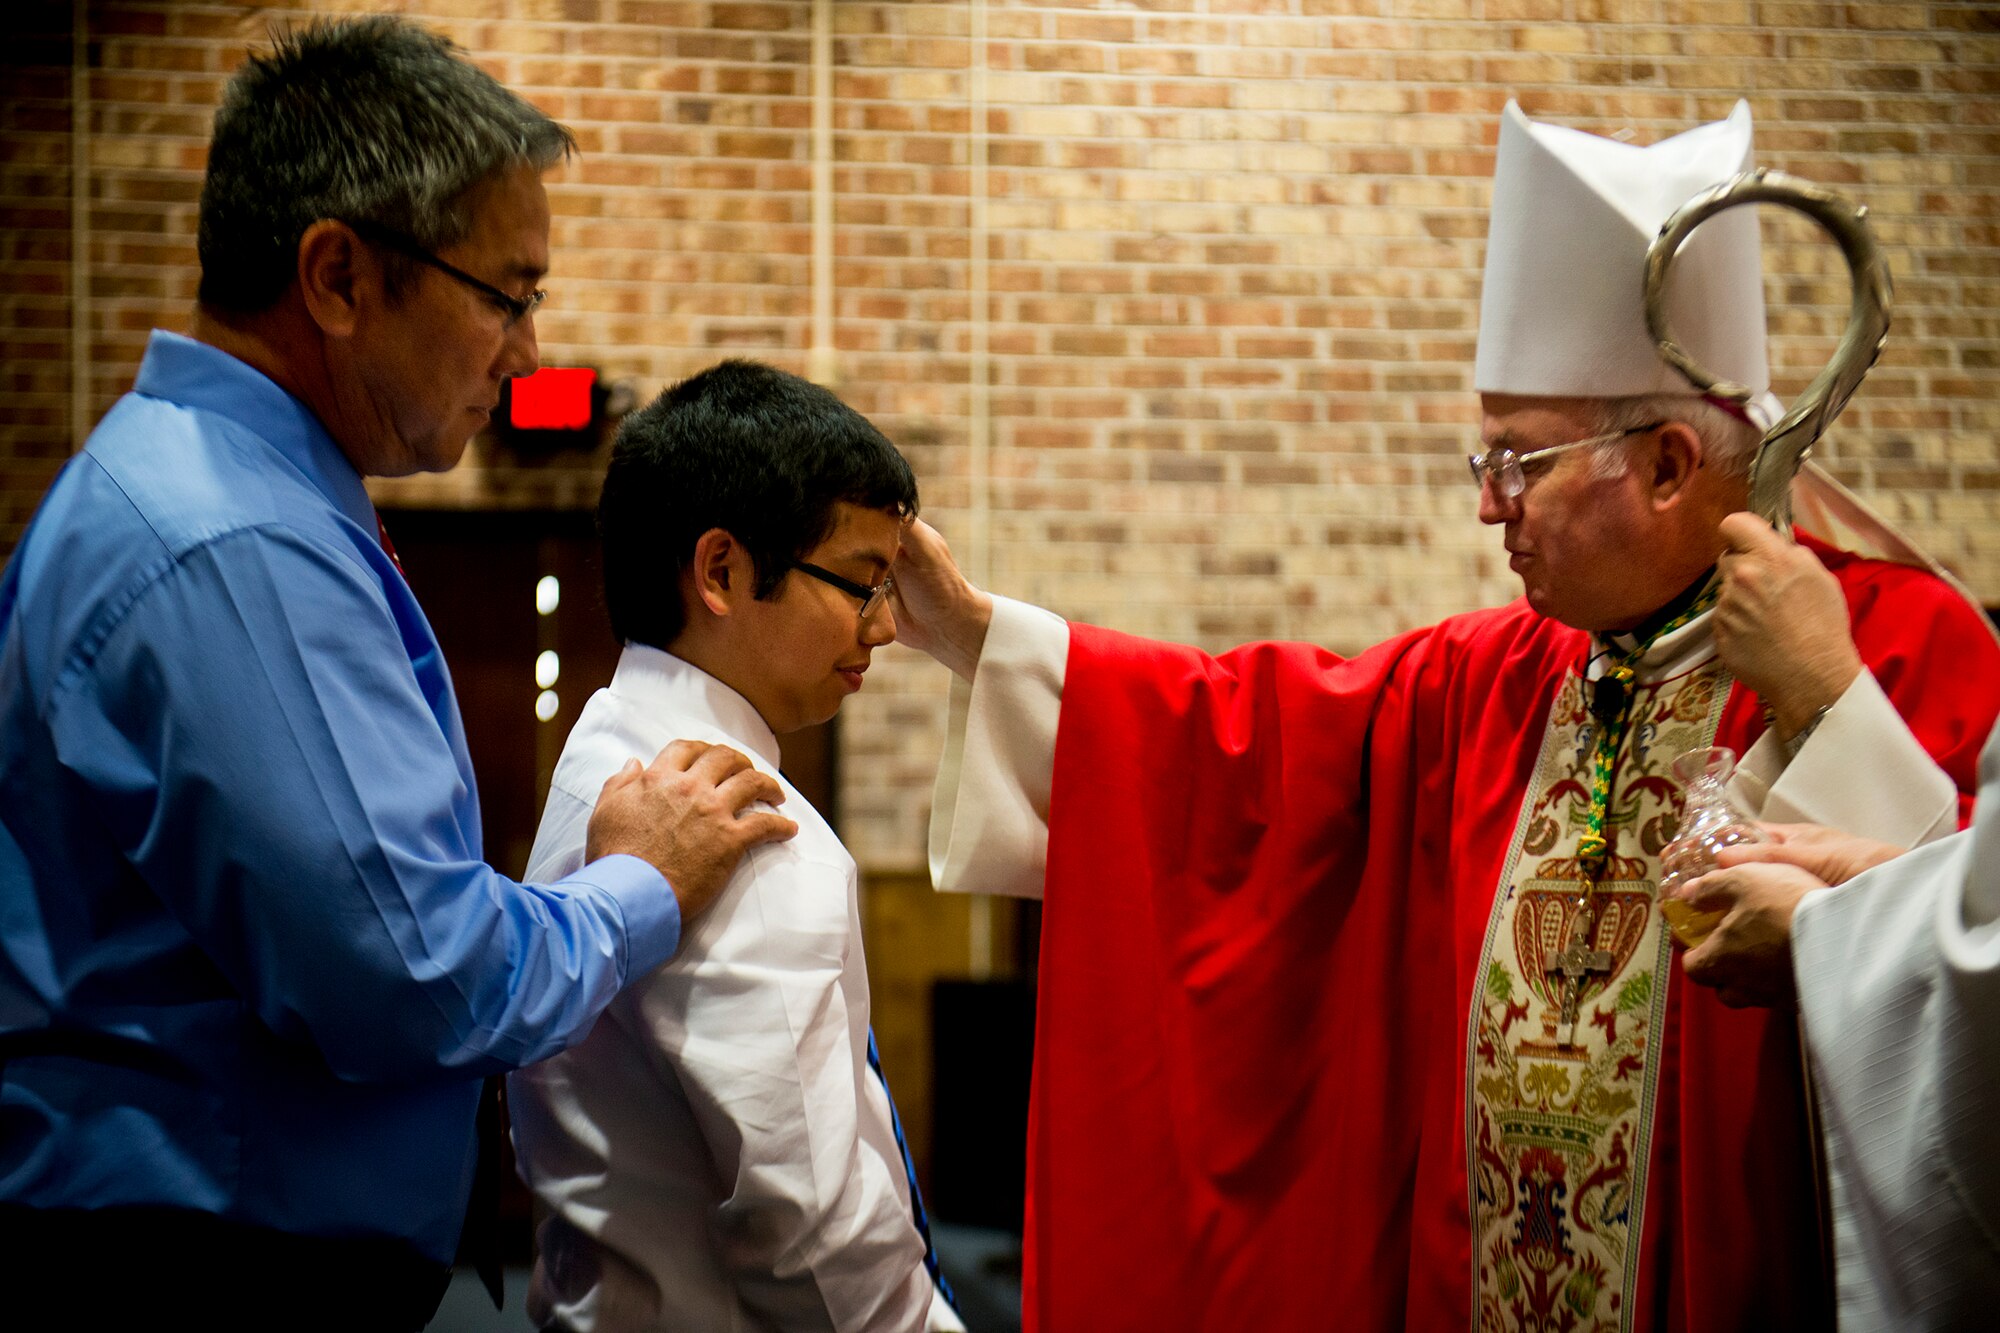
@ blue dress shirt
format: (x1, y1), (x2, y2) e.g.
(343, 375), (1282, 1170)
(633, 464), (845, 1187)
(0, 331), (681, 1265)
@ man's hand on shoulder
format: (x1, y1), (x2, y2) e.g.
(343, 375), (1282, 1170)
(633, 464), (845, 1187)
(586, 739), (798, 922)
(1713, 512), (1863, 742)
(890, 517), (993, 682)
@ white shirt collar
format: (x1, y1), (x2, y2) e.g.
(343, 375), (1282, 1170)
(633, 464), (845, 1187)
(608, 643), (782, 771)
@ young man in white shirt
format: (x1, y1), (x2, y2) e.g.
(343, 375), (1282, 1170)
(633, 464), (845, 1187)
(507, 360), (963, 1333)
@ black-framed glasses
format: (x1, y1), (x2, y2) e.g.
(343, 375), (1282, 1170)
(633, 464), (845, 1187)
(346, 219), (547, 328)
(792, 561), (892, 619)
(1467, 421), (1665, 501)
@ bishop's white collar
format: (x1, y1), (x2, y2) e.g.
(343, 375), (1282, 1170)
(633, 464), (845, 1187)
(1588, 608), (1719, 685)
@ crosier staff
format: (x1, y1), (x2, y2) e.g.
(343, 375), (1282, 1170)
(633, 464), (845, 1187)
(1644, 164), (1903, 1311)
(1644, 168), (1894, 526)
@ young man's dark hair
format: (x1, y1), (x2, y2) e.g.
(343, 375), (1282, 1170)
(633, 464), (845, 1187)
(599, 359), (919, 647)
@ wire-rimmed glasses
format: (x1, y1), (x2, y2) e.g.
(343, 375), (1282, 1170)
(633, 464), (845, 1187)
(1468, 421), (1665, 501)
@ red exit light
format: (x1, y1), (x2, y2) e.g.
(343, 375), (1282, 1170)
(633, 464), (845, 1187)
(508, 367), (597, 431)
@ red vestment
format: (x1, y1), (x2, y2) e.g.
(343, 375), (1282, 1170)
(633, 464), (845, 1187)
(1028, 540), (1998, 1331)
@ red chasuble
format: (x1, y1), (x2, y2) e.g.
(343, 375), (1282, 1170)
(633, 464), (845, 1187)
(1028, 540), (1998, 1332)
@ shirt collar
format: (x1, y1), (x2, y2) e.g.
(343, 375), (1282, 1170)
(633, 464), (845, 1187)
(1590, 608), (1716, 681)
(131, 329), (376, 533)
(1589, 567), (1720, 676)
(608, 644), (783, 771)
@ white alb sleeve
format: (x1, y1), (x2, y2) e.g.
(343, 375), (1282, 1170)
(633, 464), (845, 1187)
(1732, 668), (1957, 847)
(928, 595), (1069, 901)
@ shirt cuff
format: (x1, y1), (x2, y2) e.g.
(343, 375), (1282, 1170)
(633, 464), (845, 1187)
(561, 853), (682, 979)
(1732, 669), (1957, 848)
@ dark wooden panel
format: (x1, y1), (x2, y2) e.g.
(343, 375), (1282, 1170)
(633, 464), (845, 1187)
(388, 510), (611, 878)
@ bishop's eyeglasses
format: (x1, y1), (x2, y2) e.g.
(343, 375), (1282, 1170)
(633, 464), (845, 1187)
(346, 219), (548, 328)
(1467, 421), (1664, 501)
(792, 561), (893, 619)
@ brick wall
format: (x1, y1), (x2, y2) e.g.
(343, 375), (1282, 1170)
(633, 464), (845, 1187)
(3, 0), (1996, 871)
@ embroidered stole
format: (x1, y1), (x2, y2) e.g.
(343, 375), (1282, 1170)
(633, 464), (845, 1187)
(1468, 659), (1730, 1331)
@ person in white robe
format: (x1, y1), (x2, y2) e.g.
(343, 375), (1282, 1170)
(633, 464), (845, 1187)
(1681, 720), (2000, 1331)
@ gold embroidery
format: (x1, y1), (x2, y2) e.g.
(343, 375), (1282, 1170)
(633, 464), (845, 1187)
(1468, 665), (1730, 1332)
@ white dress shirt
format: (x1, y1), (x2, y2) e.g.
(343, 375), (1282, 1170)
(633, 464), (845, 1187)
(508, 644), (963, 1332)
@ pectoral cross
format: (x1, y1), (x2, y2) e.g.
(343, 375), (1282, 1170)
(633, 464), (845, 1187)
(1546, 927), (1613, 1048)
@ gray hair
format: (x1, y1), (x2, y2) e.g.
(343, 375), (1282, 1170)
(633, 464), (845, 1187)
(1588, 394), (1763, 481)
(197, 15), (574, 312)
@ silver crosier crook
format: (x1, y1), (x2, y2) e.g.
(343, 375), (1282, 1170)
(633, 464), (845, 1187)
(1642, 168), (1895, 526)
(1647, 171), (1901, 1281)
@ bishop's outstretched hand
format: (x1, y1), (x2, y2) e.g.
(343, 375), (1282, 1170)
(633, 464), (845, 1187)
(890, 517), (995, 682)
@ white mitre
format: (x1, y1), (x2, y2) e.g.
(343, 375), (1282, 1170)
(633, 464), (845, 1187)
(1473, 101), (1992, 631)
(1475, 100), (1768, 416)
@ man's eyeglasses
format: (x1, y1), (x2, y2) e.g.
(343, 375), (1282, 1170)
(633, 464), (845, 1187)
(792, 561), (893, 619)
(1467, 421), (1665, 501)
(346, 219), (547, 328)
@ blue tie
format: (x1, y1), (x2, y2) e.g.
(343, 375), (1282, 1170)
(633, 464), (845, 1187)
(867, 1028), (958, 1313)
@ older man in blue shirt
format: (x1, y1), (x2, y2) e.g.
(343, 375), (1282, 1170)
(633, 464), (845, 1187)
(0, 18), (794, 1327)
